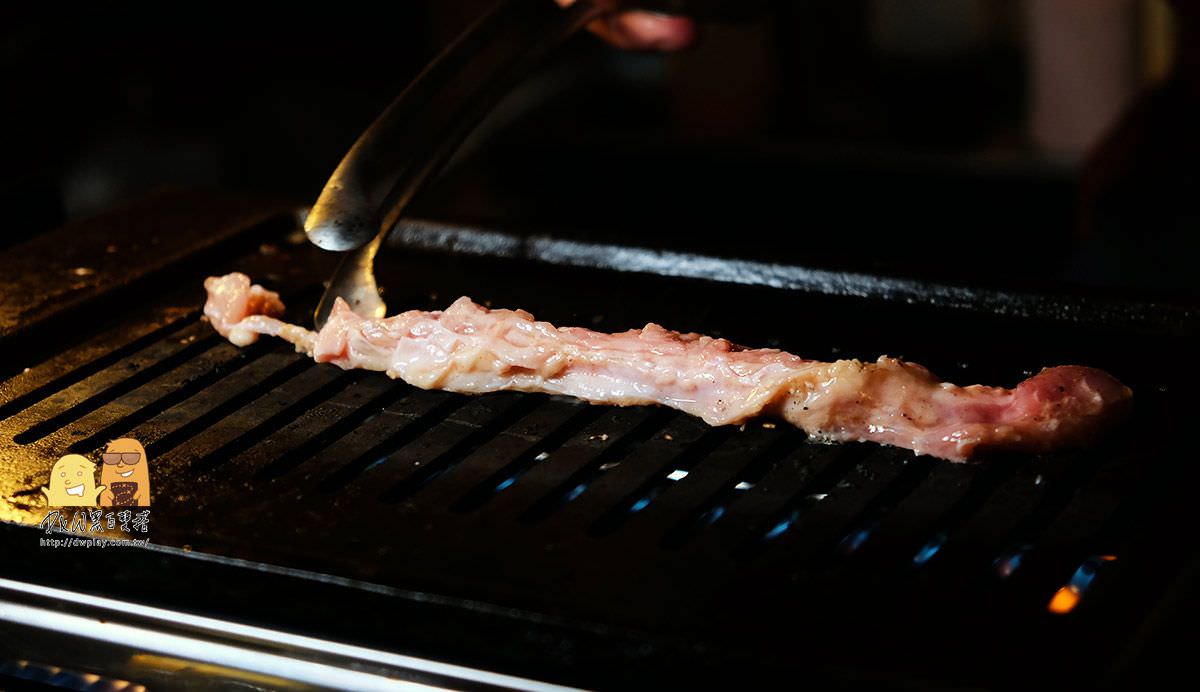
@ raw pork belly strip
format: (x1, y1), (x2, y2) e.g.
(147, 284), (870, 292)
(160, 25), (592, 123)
(204, 273), (1131, 462)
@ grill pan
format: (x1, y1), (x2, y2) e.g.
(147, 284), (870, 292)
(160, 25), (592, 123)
(1, 189), (1197, 689)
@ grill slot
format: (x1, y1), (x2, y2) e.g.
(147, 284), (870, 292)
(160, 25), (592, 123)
(588, 427), (772, 538)
(146, 355), (314, 458)
(661, 430), (806, 548)
(951, 452), (1107, 586)
(0, 311), (199, 421)
(443, 406), (667, 525)
(1035, 431), (1155, 557)
(407, 399), (596, 511)
(681, 442), (859, 557)
(861, 455), (1024, 568)
(11, 327), (221, 444)
(446, 402), (601, 512)
(757, 452), (912, 562)
(310, 388), (466, 492)
(1003, 440), (1160, 599)
(182, 368), (358, 474)
(1000, 454), (1109, 550)
(298, 390), (468, 497)
(215, 375), (406, 482)
(255, 380), (416, 481)
(64, 342), (279, 455)
(518, 407), (691, 525)
(749, 443), (879, 549)
(369, 394), (544, 500)
(926, 450), (1091, 571)
(830, 456), (938, 558)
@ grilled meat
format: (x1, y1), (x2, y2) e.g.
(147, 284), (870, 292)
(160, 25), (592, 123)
(204, 272), (1131, 461)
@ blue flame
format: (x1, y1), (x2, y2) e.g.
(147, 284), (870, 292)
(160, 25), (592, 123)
(912, 532), (947, 566)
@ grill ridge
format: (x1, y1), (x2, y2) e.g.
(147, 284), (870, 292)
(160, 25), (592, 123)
(12, 333), (224, 444)
(189, 370), (366, 474)
(827, 455), (939, 558)
(996, 437), (1155, 592)
(587, 426), (736, 536)
(255, 381), (418, 481)
(448, 403), (611, 513)
(0, 312), (200, 422)
(871, 454), (1026, 570)
(929, 453), (1079, 567)
(1041, 456), (1149, 564)
(660, 430), (807, 549)
(372, 390), (547, 498)
(320, 395), (469, 498)
(757, 454), (912, 562)
(517, 409), (679, 524)
(745, 443), (876, 554)
(65, 341), (279, 454)
(986, 452), (1109, 571)
(145, 356), (315, 458)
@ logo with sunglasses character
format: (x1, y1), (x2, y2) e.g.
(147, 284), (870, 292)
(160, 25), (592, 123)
(99, 438), (151, 507)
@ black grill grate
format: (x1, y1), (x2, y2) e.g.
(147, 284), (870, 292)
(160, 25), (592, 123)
(2, 200), (1197, 689)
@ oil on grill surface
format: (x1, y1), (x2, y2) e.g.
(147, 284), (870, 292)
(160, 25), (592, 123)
(0, 220), (1193, 688)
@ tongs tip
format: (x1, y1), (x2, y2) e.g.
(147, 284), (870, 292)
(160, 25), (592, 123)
(303, 215), (376, 253)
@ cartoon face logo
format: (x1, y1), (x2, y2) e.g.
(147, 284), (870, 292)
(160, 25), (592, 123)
(41, 454), (106, 507)
(99, 438), (151, 507)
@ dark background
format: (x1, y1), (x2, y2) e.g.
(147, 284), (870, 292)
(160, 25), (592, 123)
(2, 1), (1196, 299)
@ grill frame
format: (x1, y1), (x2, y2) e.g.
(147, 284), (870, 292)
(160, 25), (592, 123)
(1, 190), (1197, 689)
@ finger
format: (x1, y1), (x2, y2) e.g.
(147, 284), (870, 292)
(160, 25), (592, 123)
(587, 11), (696, 51)
(554, 1), (696, 51)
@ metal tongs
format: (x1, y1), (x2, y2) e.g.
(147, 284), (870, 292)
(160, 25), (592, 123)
(305, 0), (701, 328)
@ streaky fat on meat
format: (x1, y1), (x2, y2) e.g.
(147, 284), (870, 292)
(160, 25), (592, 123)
(204, 272), (1132, 462)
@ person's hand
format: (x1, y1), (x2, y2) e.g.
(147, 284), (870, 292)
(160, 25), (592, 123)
(555, 1), (695, 51)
